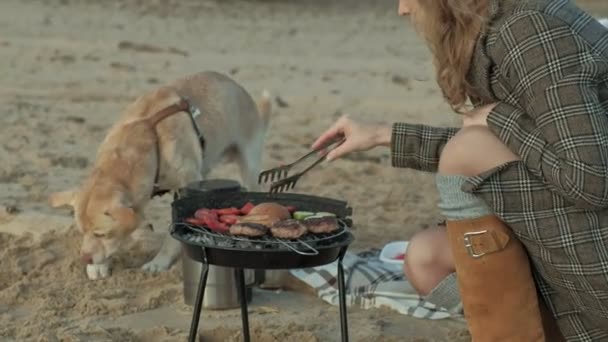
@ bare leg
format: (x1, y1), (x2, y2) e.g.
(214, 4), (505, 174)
(438, 125), (519, 177)
(403, 224), (454, 296)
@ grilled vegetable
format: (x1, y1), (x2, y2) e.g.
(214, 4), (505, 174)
(314, 212), (336, 217)
(293, 211), (315, 220)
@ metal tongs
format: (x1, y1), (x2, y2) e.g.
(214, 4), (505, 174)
(258, 135), (346, 193)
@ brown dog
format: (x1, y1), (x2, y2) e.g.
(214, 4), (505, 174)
(49, 71), (271, 279)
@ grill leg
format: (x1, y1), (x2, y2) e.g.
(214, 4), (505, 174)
(337, 249), (349, 342)
(236, 268), (251, 342)
(188, 262), (209, 342)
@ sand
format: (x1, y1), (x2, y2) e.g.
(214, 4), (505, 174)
(1, 0), (606, 341)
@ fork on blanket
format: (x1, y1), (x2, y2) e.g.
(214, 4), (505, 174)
(258, 135), (346, 193)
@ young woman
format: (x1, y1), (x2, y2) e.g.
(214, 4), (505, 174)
(313, 0), (608, 341)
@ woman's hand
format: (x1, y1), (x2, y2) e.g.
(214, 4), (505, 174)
(462, 103), (497, 128)
(312, 115), (392, 161)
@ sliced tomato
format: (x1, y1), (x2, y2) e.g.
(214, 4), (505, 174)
(199, 213), (226, 231)
(239, 202), (256, 215)
(216, 207), (241, 216)
(219, 214), (239, 225)
(205, 218), (229, 232)
(286, 206), (296, 213)
(201, 214), (216, 226)
(194, 208), (214, 219)
(203, 212), (219, 221)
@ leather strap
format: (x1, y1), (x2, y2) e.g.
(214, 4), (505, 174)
(150, 98), (205, 198)
(184, 101), (206, 150)
(464, 229), (510, 258)
(449, 215), (511, 258)
(148, 99), (190, 127)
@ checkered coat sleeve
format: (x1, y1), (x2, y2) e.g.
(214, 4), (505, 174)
(390, 123), (458, 173)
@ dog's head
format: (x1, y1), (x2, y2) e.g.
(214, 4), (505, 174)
(49, 181), (141, 265)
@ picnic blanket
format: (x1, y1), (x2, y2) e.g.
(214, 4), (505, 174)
(290, 249), (464, 321)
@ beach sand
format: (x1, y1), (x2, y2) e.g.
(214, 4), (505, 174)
(1, 0), (606, 340)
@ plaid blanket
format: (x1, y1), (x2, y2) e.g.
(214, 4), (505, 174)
(290, 249), (464, 321)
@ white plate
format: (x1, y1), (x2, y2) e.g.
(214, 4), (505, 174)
(379, 241), (409, 265)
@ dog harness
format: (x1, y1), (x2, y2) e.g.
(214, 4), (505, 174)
(151, 98), (206, 198)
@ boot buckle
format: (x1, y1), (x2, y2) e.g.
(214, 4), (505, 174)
(463, 230), (488, 258)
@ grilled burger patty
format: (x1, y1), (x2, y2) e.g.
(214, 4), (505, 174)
(270, 219), (308, 240)
(304, 216), (339, 234)
(229, 222), (269, 237)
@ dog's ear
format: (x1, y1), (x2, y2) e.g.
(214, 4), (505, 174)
(49, 189), (78, 209)
(104, 206), (138, 231)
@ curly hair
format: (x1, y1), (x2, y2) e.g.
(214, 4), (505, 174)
(414, 0), (489, 113)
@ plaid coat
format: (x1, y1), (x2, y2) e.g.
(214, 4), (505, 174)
(390, 0), (608, 340)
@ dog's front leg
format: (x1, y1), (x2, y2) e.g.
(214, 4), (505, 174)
(140, 161), (202, 273)
(142, 233), (182, 273)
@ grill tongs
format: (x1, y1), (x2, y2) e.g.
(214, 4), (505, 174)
(258, 135), (346, 193)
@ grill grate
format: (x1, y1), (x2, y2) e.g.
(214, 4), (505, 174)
(173, 219), (351, 256)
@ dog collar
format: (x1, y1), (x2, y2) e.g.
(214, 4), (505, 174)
(186, 100), (206, 150)
(151, 98), (206, 198)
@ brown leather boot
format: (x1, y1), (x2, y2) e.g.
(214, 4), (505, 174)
(447, 215), (546, 342)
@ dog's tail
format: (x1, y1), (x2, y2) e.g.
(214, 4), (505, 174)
(257, 89), (272, 126)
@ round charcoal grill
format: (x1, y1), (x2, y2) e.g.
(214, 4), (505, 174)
(170, 189), (354, 342)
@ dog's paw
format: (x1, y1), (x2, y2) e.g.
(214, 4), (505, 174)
(141, 257), (172, 273)
(86, 263), (111, 280)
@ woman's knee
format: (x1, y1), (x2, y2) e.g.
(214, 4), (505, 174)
(404, 226), (453, 295)
(438, 125), (519, 177)
(404, 226), (450, 272)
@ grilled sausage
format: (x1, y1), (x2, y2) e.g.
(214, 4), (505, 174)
(270, 219), (308, 240)
(229, 222), (269, 237)
(304, 216), (339, 234)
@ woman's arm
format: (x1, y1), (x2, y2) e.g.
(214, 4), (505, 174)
(312, 116), (458, 172)
(488, 12), (608, 209)
(391, 123), (459, 172)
